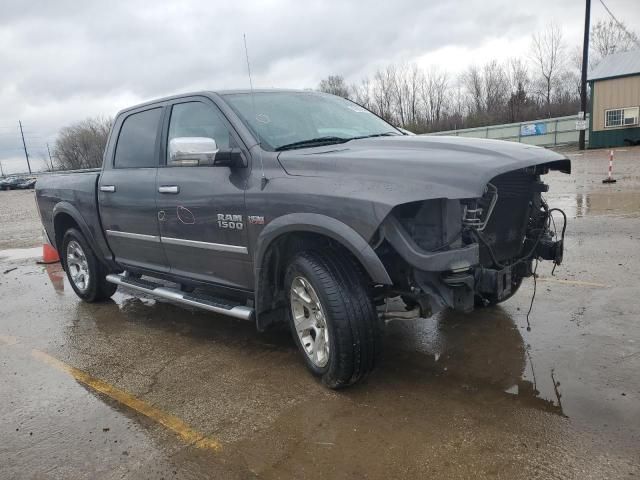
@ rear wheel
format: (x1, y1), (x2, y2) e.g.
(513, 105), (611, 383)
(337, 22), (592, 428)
(285, 250), (381, 389)
(62, 228), (117, 302)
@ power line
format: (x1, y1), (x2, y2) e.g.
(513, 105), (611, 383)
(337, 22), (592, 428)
(598, 0), (640, 49)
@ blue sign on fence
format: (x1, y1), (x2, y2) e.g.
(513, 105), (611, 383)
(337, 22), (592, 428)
(520, 123), (547, 136)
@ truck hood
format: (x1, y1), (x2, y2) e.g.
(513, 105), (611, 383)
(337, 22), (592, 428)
(277, 135), (570, 200)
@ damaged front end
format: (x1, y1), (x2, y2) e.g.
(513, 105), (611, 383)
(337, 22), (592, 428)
(375, 162), (568, 316)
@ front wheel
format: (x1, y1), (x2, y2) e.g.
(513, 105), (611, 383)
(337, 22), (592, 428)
(61, 228), (117, 302)
(285, 250), (381, 389)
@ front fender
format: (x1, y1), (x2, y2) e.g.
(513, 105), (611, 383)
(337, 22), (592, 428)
(254, 212), (392, 287)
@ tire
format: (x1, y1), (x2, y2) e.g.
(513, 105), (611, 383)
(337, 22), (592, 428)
(285, 249), (381, 389)
(61, 228), (117, 302)
(475, 276), (523, 307)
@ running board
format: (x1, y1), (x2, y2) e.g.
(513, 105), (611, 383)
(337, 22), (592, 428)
(105, 273), (254, 321)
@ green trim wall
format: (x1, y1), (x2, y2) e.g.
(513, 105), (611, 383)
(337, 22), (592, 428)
(589, 126), (640, 148)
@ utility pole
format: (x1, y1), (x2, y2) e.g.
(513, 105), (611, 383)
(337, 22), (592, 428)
(579, 0), (591, 151)
(0, 160), (4, 177)
(19, 120), (32, 174)
(46, 143), (54, 171)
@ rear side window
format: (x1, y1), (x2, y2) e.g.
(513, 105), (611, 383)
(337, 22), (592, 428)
(114, 108), (162, 168)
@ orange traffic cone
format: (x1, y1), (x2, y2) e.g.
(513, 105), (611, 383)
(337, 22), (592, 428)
(40, 228), (60, 264)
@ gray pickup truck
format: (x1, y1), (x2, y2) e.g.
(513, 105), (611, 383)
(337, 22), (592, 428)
(36, 90), (570, 388)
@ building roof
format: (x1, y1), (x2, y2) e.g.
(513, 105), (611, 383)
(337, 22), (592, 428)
(588, 49), (640, 81)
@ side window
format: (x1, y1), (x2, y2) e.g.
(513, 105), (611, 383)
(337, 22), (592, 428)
(114, 108), (162, 168)
(167, 102), (231, 166)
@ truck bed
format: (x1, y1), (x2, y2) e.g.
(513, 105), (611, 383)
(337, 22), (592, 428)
(36, 171), (113, 265)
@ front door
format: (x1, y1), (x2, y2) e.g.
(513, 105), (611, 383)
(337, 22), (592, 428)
(156, 99), (251, 289)
(99, 106), (169, 272)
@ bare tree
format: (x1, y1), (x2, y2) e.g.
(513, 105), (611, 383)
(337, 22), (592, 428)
(420, 67), (448, 128)
(318, 75), (351, 98)
(404, 64), (422, 128)
(506, 58), (530, 122)
(460, 61), (509, 124)
(371, 66), (397, 123)
(461, 65), (485, 117)
(389, 64), (423, 128)
(53, 117), (113, 170)
(531, 23), (566, 109)
(483, 60), (509, 116)
(591, 19), (639, 60)
(350, 78), (372, 110)
(390, 66), (406, 127)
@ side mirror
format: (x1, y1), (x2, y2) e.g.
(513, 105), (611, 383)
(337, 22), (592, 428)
(168, 137), (218, 166)
(213, 148), (246, 168)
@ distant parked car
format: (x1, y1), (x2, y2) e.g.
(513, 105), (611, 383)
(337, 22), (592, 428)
(14, 178), (36, 189)
(0, 177), (24, 190)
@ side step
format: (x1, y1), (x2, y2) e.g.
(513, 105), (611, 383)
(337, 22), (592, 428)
(105, 273), (254, 321)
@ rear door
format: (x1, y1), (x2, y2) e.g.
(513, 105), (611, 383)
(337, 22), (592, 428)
(99, 106), (169, 272)
(156, 98), (251, 289)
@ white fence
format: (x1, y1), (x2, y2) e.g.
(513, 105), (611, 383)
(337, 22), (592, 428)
(428, 114), (589, 147)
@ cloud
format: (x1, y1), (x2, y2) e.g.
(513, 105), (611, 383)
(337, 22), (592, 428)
(1, 0), (639, 173)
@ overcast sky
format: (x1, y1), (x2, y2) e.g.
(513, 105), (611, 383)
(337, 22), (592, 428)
(1, 0), (639, 174)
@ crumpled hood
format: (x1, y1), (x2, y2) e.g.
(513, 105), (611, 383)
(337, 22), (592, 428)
(277, 135), (570, 200)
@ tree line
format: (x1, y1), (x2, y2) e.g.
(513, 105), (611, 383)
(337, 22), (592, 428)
(319, 20), (639, 133)
(51, 20), (637, 169)
(52, 117), (112, 170)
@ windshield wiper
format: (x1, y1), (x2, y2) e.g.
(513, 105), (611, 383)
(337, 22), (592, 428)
(275, 132), (402, 151)
(275, 136), (350, 151)
(349, 132), (403, 140)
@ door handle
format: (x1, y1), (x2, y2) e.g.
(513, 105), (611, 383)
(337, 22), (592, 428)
(100, 185), (116, 193)
(158, 185), (180, 194)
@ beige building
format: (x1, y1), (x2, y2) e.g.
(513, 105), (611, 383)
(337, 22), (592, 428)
(588, 50), (640, 148)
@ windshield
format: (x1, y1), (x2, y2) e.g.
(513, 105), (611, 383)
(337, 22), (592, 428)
(222, 91), (401, 150)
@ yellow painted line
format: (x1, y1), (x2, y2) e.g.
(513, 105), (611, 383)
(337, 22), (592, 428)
(0, 335), (18, 345)
(537, 277), (609, 288)
(30, 349), (222, 452)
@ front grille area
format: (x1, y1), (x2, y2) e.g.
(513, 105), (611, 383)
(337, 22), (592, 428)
(479, 169), (536, 264)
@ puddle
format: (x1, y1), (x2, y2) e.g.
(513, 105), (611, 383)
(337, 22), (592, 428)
(547, 191), (640, 218)
(384, 306), (565, 415)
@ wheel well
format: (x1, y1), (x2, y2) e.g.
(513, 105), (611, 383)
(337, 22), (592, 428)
(256, 231), (372, 328)
(53, 213), (79, 252)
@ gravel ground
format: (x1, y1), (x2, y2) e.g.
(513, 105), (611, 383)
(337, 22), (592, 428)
(0, 189), (41, 249)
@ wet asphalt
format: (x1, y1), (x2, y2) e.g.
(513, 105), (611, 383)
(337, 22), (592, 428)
(1, 147), (639, 479)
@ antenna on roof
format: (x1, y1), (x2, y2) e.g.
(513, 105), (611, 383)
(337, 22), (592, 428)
(243, 33), (268, 190)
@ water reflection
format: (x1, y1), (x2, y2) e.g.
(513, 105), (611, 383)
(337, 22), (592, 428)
(44, 263), (65, 293)
(550, 191), (640, 218)
(384, 306), (564, 416)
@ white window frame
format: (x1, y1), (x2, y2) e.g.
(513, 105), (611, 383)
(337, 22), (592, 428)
(604, 106), (639, 128)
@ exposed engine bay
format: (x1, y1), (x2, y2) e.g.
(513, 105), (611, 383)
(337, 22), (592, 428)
(375, 164), (567, 317)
